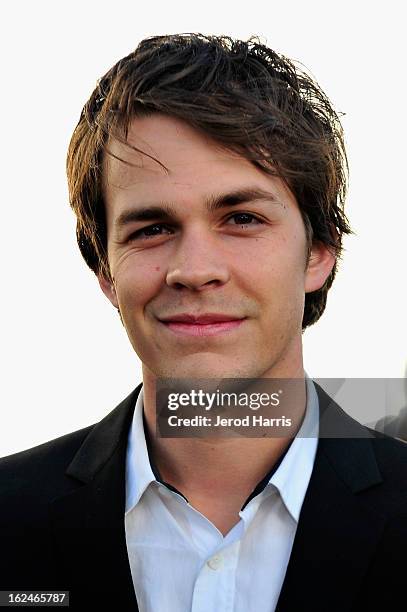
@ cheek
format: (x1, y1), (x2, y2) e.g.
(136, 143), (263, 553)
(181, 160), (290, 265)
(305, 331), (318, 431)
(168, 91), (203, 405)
(244, 233), (306, 285)
(244, 236), (307, 326)
(114, 259), (164, 311)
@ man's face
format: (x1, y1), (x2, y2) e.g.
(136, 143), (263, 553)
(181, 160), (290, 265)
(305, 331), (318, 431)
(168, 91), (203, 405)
(99, 114), (333, 380)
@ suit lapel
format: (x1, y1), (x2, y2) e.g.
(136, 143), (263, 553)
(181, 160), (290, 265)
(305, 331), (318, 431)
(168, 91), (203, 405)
(49, 385), (142, 610)
(276, 383), (386, 612)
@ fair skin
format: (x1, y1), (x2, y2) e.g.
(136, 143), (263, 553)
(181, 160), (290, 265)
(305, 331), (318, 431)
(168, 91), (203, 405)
(98, 114), (335, 535)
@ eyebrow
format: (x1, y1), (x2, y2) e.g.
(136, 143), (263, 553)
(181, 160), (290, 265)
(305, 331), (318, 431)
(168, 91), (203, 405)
(114, 187), (284, 234)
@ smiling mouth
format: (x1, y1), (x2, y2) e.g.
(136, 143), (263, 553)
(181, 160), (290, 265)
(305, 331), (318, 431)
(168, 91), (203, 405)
(159, 318), (247, 337)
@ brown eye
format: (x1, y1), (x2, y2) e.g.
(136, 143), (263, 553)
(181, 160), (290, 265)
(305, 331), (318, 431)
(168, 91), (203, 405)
(128, 224), (173, 241)
(227, 213), (263, 225)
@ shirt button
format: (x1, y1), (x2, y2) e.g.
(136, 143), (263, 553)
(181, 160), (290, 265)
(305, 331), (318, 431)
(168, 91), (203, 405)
(207, 554), (223, 570)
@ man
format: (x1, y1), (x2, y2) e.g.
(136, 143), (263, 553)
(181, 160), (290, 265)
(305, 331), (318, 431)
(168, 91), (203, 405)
(1, 34), (406, 611)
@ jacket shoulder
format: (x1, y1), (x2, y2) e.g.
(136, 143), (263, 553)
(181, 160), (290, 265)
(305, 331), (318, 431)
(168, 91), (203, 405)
(0, 424), (94, 474)
(0, 425), (95, 524)
(368, 430), (407, 491)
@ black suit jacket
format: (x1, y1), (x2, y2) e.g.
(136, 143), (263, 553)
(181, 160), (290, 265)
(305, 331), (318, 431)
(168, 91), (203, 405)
(1, 382), (407, 611)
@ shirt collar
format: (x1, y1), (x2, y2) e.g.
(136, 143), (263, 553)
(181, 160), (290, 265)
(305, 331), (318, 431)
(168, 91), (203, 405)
(125, 375), (319, 518)
(268, 374), (319, 521)
(125, 386), (155, 513)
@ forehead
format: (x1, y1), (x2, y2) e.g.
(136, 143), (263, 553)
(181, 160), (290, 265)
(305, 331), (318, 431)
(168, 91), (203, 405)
(102, 114), (296, 213)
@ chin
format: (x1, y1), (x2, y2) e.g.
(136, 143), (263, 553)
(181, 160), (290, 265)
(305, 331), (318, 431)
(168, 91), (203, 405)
(151, 355), (268, 382)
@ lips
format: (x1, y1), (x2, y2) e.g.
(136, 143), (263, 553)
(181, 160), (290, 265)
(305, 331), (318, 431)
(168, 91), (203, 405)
(158, 313), (246, 337)
(159, 313), (245, 324)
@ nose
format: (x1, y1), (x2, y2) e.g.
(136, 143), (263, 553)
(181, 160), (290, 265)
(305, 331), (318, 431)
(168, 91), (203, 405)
(165, 225), (230, 291)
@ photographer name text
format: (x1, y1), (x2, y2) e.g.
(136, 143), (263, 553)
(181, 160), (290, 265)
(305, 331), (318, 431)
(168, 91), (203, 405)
(167, 415), (292, 427)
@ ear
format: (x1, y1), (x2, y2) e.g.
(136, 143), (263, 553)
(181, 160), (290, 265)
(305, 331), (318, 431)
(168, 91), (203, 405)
(97, 272), (119, 309)
(304, 241), (336, 293)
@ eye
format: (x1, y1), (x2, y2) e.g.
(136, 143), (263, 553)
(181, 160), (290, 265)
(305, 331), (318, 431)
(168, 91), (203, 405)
(127, 224), (173, 242)
(126, 213), (264, 243)
(226, 212), (263, 226)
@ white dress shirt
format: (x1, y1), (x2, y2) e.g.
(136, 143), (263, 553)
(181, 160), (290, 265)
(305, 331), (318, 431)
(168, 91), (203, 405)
(125, 377), (319, 612)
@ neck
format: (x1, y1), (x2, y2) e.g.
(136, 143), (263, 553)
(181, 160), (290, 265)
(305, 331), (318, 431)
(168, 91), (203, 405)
(141, 363), (306, 504)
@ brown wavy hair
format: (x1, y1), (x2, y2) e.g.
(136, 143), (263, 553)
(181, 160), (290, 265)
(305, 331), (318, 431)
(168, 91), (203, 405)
(66, 33), (352, 329)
